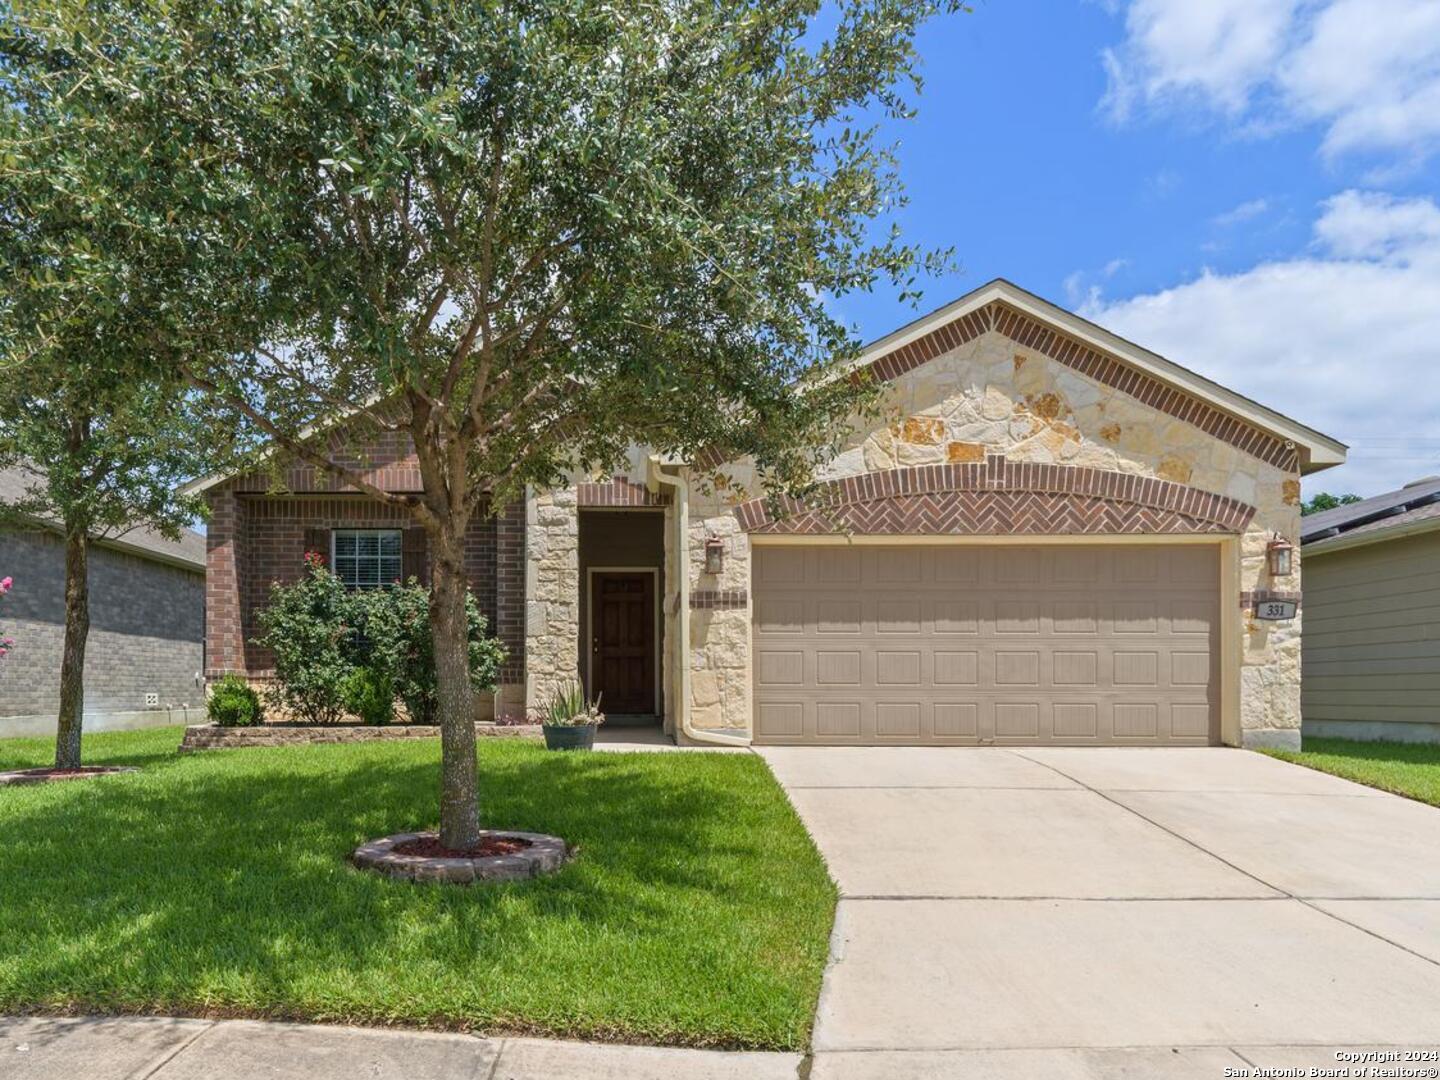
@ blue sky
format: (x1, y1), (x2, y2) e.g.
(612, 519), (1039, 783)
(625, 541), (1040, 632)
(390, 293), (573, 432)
(833, 0), (1440, 497)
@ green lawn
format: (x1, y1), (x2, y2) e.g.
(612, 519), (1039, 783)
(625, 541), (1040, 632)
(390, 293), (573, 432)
(0, 727), (836, 1050)
(1261, 737), (1440, 808)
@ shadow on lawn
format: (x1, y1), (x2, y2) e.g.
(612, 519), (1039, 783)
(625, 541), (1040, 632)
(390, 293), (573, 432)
(0, 743), (781, 1026)
(0, 729), (188, 772)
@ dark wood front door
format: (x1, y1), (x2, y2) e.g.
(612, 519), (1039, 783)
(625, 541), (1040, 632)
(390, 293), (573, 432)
(591, 572), (656, 715)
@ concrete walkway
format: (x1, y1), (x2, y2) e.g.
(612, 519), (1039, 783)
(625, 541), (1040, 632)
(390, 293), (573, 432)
(757, 745), (1440, 1079)
(2, 1016), (800, 1080)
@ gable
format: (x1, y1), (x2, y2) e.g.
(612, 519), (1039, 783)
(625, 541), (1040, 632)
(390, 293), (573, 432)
(849, 280), (1344, 475)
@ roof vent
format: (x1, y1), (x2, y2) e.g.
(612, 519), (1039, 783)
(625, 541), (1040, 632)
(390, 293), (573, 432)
(1403, 476), (1440, 489)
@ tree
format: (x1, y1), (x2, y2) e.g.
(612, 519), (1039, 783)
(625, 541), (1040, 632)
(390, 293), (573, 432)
(4, 0), (962, 846)
(0, 18), (241, 769)
(0, 393), (218, 768)
(1302, 492), (1363, 516)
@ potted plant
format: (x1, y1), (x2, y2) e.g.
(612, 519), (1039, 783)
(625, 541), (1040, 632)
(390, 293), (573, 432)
(540, 680), (604, 751)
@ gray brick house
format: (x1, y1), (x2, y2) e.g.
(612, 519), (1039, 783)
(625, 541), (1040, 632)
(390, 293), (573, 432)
(0, 466), (207, 737)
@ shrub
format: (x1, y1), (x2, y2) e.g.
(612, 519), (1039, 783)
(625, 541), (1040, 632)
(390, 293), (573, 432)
(353, 579), (505, 725)
(340, 667), (394, 726)
(255, 558), (505, 727)
(254, 553), (356, 724)
(208, 675), (262, 727)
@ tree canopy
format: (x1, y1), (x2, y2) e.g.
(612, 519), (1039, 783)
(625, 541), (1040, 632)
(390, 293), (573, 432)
(1, 0), (967, 842)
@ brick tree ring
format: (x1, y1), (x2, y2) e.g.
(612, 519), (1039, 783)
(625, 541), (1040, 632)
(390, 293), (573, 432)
(351, 830), (571, 884)
(0, 766), (139, 786)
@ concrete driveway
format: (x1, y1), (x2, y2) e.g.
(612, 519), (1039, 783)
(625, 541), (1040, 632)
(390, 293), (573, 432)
(757, 746), (1440, 1079)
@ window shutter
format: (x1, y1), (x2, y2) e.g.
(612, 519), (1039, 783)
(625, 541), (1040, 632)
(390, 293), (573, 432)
(402, 527), (428, 584)
(303, 527), (329, 569)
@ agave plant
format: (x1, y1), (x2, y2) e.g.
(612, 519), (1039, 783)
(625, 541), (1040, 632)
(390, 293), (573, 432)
(540, 679), (604, 727)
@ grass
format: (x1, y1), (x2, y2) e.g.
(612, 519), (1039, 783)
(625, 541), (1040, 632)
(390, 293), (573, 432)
(1261, 736), (1440, 808)
(0, 727), (837, 1050)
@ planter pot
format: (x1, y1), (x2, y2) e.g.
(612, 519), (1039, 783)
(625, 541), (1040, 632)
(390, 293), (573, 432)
(543, 723), (598, 751)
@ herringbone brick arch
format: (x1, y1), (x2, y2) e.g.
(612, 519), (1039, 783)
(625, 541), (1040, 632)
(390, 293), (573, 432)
(732, 457), (1256, 536)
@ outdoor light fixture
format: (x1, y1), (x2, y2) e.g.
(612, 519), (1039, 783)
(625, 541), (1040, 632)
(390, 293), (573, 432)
(1266, 534), (1294, 577)
(704, 536), (725, 574)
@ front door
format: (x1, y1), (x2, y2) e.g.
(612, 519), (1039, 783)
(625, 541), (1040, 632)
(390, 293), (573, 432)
(591, 572), (656, 715)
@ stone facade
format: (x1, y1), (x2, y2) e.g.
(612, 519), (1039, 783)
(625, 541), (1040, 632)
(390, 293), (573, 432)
(522, 487), (581, 715)
(680, 324), (1305, 746)
(0, 526), (205, 734)
(198, 289), (1323, 747)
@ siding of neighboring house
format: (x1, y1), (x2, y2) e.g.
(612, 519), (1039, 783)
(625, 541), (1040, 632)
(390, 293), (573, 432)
(1302, 529), (1440, 743)
(0, 525), (206, 734)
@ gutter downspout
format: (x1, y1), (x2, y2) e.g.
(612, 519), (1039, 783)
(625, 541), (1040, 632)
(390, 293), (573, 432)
(648, 457), (751, 748)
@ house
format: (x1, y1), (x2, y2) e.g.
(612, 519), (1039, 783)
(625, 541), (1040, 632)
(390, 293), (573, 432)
(1300, 477), (1440, 744)
(188, 280), (1346, 748)
(0, 465), (207, 736)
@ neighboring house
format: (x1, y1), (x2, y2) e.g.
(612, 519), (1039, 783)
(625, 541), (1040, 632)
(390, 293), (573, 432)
(1300, 477), (1440, 743)
(0, 466), (207, 736)
(187, 279), (1345, 749)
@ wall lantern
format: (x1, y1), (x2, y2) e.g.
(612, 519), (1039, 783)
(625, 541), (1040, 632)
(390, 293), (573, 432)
(1267, 534), (1294, 577)
(704, 536), (725, 575)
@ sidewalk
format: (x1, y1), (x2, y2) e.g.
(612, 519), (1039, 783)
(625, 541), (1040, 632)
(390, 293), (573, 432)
(3, 1015), (802, 1080)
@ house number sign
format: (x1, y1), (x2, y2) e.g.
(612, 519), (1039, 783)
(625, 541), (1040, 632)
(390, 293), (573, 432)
(1253, 599), (1298, 621)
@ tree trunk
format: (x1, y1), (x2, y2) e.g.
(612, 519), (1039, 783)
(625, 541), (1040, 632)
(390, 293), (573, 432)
(55, 529), (90, 770)
(430, 526), (481, 850)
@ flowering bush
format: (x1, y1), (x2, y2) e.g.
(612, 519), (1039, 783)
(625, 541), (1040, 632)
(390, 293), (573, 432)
(255, 556), (505, 725)
(352, 580), (504, 725)
(255, 554), (356, 724)
(0, 576), (13, 661)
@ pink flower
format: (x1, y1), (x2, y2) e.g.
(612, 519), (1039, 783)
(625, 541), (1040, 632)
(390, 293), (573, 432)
(0, 576), (11, 592)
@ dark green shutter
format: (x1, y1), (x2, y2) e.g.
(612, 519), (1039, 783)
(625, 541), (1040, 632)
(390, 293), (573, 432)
(402, 527), (428, 584)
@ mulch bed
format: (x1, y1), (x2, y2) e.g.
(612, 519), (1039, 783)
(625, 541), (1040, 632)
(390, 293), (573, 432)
(391, 834), (532, 859)
(0, 766), (138, 787)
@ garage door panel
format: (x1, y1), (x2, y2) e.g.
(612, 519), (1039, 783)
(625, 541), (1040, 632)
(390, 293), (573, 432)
(752, 544), (1220, 746)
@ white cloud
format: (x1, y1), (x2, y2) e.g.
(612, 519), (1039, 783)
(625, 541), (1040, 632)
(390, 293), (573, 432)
(1082, 191), (1440, 496)
(1102, 0), (1440, 163)
(1212, 198), (1270, 228)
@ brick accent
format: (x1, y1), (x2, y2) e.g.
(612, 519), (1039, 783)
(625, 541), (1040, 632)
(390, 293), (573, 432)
(732, 457), (1257, 536)
(690, 589), (748, 609)
(865, 301), (1298, 471)
(207, 492), (524, 680)
(229, 428), (425, 493)
(576, 476), (670, 507)
(494, 499), (526, 686)
(205, 487), (247, 677)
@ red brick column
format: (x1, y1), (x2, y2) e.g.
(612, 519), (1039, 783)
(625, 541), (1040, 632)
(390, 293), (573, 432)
(205, 486), (248, 678)
(493, 498), (527, 718)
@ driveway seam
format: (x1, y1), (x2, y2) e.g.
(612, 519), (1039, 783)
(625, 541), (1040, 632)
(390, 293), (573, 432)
(130, 1019), (218, 1080)
(480, 1036), (506, 1080)
(1009, 751), (1286, 893)
(1011, 749), (1440, 973)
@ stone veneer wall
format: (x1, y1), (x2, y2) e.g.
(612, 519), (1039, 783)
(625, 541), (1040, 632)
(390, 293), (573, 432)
(523, 487), (582, 715)
(681, 327), (1304, 745)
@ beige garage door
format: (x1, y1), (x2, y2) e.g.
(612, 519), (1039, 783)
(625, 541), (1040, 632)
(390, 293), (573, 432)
(752, 544), (1220, 745)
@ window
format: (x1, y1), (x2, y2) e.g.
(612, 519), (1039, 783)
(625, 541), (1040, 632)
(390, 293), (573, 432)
(331, 529), (403, 589)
